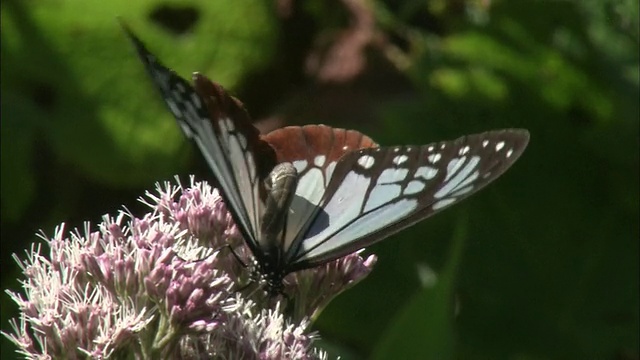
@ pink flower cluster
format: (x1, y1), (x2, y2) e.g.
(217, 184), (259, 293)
(3, 177), (376, 359)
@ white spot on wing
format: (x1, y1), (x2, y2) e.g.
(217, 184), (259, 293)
(428, 153), (441, 163)
(314, 155), (326, 167)
(358, 155), (375, 169)
(495, 141), (505, 151)
(506, 149), (514, 158)
(428, 145), (435, 152)
(393, 155), (409, 165)
(224, 118), (235, 132)
(482, 140), (489, 148)
(405, 180), (425, 195)
(415, 166), (438, 180)
(459, 146), (470, 155)
(432, 198), (456, 210)
(293, 160), (308, 173)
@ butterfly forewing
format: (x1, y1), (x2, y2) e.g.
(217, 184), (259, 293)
(192, 75), (278, 243)
(287, 130), (529, 269)
(262, 125), (378, 254)
(121, 25), (276, 248)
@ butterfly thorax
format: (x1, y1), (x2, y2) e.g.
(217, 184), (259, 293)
(254, 162), (299, 294)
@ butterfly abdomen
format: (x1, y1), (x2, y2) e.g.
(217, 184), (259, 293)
(260, 163), (299, 254)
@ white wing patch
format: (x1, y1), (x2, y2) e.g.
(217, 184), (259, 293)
(444, 156), (466, 182)
(189, 118), (255, 236)
(430, 155), (481, 212)
(293, 160), (308, 172)
(284, 167), (326, 248)
(217, 117), (263, 236)
(405, 180), (425, 195)
(393, 154), (408, 165)
(295, 161), (418, 260)
(364, 183), (402, 212)
(284, 156), (345, 250)
(314, 155), (326, 167)
(432, 198), (456, 210)
(428, 153), (441, 163)
(190, 92), (202, 108)
(415, 166), (438, 180)
(435, 156), (480, 199)
(302, 198), (417, 260)
(379, 168), (409, 184)
(451, 185), (475, 197)
(303, 171), (370, 243)
(358, 155), (375, 169)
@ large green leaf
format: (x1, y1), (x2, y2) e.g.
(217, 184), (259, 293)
(1, 0), (277, 190)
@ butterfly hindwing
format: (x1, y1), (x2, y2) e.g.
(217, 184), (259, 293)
(287, 129), (529, 269)
(262, 125), (378, 254)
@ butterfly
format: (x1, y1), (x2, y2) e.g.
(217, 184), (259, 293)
(121, 24), (529, 294)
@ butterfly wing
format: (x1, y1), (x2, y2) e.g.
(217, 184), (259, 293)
(122, 24), (276, 248)
(286, 129), (530, 270)
(192, 75), (277, 243)
(262, 125), (377, 253)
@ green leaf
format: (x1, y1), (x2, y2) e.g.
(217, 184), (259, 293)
(372, 216), (467, 360)
(1, 0), (278, 187)
(0, 89), (38, 220)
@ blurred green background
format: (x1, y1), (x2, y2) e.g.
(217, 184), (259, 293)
(1, 0), (638, 359)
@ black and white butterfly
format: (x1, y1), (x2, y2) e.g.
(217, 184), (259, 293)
(122, 25), (529, 294)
